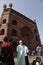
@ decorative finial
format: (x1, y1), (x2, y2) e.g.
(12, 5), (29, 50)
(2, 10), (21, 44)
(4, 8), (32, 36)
(9, 3), (12, 8)
(3, 4), (7, 9)
(34, 17), (36, 22)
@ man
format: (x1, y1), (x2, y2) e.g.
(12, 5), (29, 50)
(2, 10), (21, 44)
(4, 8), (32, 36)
(1, 37), (15, 65)
(17, 40), (26, 65)
(36, 45), (41, 55)
(23, 43), (29, 65)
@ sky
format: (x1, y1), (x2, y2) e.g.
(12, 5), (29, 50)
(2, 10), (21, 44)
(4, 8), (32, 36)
(0, 0), (43, 45)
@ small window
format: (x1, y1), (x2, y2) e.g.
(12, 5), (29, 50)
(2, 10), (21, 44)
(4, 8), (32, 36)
(0, 24), (2, 28)
(12, 20), (17, 25)
(0, 29), (5, 35)
(11, 29), (17, 36)
(34, 29), (37, 33)
(0, 24), (2, 26)
(0, 41), (2, 44)
(3, 19), (6, 23)
(36, 36), (39, 41)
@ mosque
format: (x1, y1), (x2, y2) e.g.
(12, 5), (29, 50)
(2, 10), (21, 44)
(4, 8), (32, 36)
(0, 3), (41, 51)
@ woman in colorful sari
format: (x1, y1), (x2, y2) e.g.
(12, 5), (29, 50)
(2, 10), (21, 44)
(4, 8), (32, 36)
(17, 40), (26, 65)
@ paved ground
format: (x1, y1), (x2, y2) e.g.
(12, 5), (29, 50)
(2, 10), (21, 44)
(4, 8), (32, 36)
(14, 56), (43, 65)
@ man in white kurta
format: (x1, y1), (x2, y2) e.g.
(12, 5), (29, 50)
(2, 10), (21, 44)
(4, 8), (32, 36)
(24, 45), (29, 65)
(17, 40), (26, 65)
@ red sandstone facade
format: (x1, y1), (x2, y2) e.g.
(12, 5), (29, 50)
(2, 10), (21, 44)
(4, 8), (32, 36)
(0, 5), (41, 50)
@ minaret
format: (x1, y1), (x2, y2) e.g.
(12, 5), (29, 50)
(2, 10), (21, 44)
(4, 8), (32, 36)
(0, 3), (12, 41)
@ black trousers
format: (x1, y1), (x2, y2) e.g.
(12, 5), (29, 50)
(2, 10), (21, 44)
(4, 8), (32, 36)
(25, 56), (29, 65)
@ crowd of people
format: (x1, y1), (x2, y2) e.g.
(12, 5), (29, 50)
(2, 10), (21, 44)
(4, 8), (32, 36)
(0, 37), (43, 65)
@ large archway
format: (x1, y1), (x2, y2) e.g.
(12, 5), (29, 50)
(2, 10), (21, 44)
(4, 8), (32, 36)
(20, 26), (34, 49)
